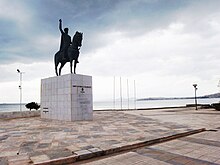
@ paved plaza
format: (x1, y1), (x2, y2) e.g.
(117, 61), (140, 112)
(0, 107), (220, 164)
(81, 126), (220, 165)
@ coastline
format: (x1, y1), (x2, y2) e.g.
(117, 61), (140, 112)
(0, 97), (219, 112)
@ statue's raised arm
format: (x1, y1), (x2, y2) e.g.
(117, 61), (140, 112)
(59, 19), (64, 34)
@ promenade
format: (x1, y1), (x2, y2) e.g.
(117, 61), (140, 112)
(0, 107), (220, 164)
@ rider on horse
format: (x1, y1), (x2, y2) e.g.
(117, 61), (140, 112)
(59, 19), (71, 60)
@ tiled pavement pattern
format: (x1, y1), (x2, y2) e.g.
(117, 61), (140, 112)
(124, 108), (220, 130)
(82, 129), (220, 165)
(0, 107), (220, 164)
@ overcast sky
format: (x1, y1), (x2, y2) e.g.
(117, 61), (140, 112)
(0, 0), (220, 103)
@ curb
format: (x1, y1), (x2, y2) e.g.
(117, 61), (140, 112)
(34, 128), (206, 165)
(93, 106), (188, 111)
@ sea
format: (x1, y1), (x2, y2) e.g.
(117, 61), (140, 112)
(0, 98), (219, 112)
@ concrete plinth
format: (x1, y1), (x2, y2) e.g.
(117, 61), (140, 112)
(40, 74), (93, 121)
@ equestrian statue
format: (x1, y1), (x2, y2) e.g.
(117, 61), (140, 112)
(54, 19), (83, 76)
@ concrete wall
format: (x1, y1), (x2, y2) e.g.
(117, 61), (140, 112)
(0, 111), (40, 119)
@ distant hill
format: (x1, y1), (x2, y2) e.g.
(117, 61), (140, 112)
(202, 93), (220, 98)
(137, 93), (220, 101)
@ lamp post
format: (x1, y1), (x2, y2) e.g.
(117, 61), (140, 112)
(17, 69), (24, 111)
(193, 84), (198, 110)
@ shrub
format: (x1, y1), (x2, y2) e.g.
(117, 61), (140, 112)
(25, 102), (40, 111)
(211, 103), (220, 111)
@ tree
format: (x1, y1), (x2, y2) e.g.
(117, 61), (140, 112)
(25, 102), (40, 111)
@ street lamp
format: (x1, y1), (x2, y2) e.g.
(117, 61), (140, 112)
(193, 84), (198, 110)
(17, 69), (24, 111)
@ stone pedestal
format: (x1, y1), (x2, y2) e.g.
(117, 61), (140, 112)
(40, 74), (93, 121)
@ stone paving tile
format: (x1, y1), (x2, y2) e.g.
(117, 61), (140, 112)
(147, 131), (220, 164)
(0, 108), (220, 164)
(30, 154), (50, 163)
(7, 153), (30, 165)
(82, 151), (171, 165)
(198, 155), (220, 163)
(0, 157), (8, 165)
(74, 149), (92, 156)
(85, 145), (220, 165)
(215, 159), (220, 164)
(78, 108), (220, 165)
(124, 108), (220, 130)
(88, 147), (103, 153)
(44, 148), (73, 159)
(180, 137), (220, 147)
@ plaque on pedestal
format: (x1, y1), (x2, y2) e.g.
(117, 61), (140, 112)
(40, 74), (93, 121)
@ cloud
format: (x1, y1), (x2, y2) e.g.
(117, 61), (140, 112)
(0, 0), (31, 26)
(0, 0), (192, 63)
(0, 0), (220, 103)
(81, 22), (220, 79)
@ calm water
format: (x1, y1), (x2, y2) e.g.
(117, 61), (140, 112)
(0, 104), (29, 112)
(94, 98), (220, 110)
(0, 98), (219, 112)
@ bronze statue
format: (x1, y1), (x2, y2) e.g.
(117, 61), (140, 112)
(54, 19), (83, 76)
(59, 19), (71, 60)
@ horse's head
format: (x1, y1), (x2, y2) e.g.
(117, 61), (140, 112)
(72, 31), (83, 47)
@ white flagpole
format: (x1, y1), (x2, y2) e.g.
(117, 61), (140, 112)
(127, 79), (129, 110)
(134, 80), (136, 110)
(120, 77), (122, 110)
(113, 76), (115, 110)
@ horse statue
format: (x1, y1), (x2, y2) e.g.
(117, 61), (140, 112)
(54, 31), (83, 76)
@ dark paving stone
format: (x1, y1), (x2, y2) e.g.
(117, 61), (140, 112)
(27, 131), (40, 134)
(90, 135), (102, 138)
(151, 129), (168, 133)
(19, 147), (34, 154)
(77, 135), (92, 139)
(0, 135), (9, 141)
(20, 141), (38, 147)
(44, 149), (73, 159)
(157, 152), (178, 161)
(37, 143), (51, 149)
(136, 148), (220, 165)
(193, 112), (220, 115)
(167, 157), (218, 165)
(81, 145), (95, 150)
(136, 148), (164, 158)
(105, 140), (121, 145)
(136, 137), (147, 141)
(126, 129), (140, 133)
(28, 151), (45, 157)
(90, 126), (104, 131)
(167, 156), (192, 165)
(180, 137), (220, 147)
(0, 157), (8, 165)
(63, 128), (74, 132)
(10, 130), (27, 133)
